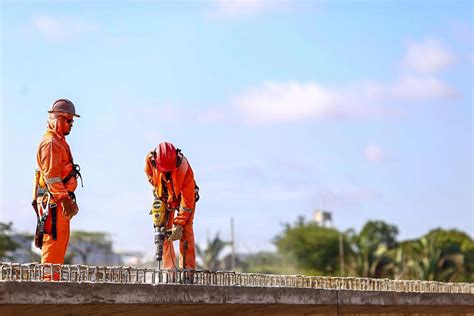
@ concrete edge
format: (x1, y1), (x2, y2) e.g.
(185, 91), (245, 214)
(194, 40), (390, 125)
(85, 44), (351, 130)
(0, 281), (472, 308)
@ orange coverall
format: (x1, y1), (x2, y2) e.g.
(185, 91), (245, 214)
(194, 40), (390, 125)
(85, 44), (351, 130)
(36, 115), (78, 267)
(145, 154), (196, 269)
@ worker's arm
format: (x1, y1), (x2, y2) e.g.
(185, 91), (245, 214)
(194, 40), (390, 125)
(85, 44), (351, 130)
(173, 167), (195, 226)
(38, 140), (69, 201)
(144, 153), (155, 186)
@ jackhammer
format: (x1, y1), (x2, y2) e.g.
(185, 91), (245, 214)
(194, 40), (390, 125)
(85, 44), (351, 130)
(150, 196), (189, 272)
(150, 198), (169, 270)
(155, 226), (172, 269)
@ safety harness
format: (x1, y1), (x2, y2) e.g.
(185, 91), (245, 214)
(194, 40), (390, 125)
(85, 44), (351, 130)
(32, 164), (82, 249)
(149, 148), (200, 203)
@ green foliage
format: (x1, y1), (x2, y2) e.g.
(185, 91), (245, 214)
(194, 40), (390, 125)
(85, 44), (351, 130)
(274, 217), (344, 275)
(253, 217), (473, 282)
(239, 251), (298, 275)
(392, 229), (473, 282)
(347, 221), (399, 278)
(196, 232), (231, 270)
(0, 222), (19, 261)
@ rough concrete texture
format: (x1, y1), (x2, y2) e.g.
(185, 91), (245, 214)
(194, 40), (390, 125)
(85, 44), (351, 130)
(0, 281), (472, 315)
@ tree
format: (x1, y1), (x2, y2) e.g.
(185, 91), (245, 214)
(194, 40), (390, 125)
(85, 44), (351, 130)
(237, 251), (298, 274)
(401, 229), (472, 282)
(68, 231), (112, 265)
(426, 228), (474, 281)
(347, 220), (399, 278)
(405, 236), (461, 281)
(274, 217), (348, 275)
(0, 222), (19, 261)
(196, 232), (230, 270)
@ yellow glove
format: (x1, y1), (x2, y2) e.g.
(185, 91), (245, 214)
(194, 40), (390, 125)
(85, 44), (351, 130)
(61, 196), (79, 218)
(167, 225), (183, 241)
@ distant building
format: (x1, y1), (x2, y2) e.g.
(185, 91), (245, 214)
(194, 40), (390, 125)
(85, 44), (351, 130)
(119, 251), (145, 266)
(5, 231), (142, 266)
(68, 239), (123, 266)
(6, 234), (39, 263)
(313, 209), (334, 227)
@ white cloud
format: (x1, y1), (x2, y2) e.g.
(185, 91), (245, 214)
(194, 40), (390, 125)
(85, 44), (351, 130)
(208, 0), (288, 18)
(401, 38), (455, 74)
(391, 75), (457, 101)
(232, 38), (459, 125)
(235, 81), (337, 124)
(34, 15), (97, 42)
(364, 144), (387, 163)
(234, 76), (455, 124)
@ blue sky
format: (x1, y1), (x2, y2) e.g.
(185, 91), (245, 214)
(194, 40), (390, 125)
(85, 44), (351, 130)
(1, 0), (472, 259)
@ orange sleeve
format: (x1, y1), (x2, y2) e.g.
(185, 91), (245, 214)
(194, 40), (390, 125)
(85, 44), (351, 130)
(173, 165), (195, 226)
(38, 140), (69, 201)
(144, 153), (154, 186)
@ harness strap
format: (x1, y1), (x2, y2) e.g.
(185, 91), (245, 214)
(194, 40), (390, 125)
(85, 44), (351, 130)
(50, 203), (57, 240)
(62, 164), (83, 187)
(36, 210), (49, 249)
(32, 200), (43, 249)
(34, 192), (60, 248)
(195, 183), (200, 202)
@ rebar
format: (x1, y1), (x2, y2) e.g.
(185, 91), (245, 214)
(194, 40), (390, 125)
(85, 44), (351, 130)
(0, 262), (472, 294)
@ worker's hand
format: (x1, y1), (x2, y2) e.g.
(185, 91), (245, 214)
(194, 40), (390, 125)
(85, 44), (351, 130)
(61, 196), (79, 218)
(167, 225), (183, 241)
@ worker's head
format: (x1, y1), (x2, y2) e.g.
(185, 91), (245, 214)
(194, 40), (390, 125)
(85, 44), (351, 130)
(48, 99), (80, 117)
(154, 142), (178, 172)
(47, 99), (78, 136)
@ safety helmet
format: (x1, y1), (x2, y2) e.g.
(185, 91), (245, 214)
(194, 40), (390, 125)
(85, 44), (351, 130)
(155, 142), (177, 172)
(48, 99), (80, 117)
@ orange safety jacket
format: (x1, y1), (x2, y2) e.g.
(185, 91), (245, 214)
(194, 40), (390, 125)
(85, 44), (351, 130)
(145, 154), (196, 226)
(36, 129), (78, 201)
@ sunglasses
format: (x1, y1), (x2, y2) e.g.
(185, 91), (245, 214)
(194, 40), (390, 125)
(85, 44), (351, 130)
(57, 116), (74, 124)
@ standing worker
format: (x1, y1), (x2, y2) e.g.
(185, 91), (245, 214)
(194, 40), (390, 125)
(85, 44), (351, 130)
(145, 142), (198, 269)
(32, 99), (81, 278)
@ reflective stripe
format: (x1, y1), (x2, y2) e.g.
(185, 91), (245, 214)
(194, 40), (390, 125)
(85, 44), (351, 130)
(37, 187), (48, 195)
(46, 177), (62, 184)
(179, 207), (193, 213)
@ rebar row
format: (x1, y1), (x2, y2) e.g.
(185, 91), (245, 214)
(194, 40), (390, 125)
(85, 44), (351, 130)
(1, 262), (472, 294)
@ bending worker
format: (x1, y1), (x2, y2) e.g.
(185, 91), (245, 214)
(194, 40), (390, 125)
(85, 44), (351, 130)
(33, 99), (81, 272)
(145, 142), (198, 269)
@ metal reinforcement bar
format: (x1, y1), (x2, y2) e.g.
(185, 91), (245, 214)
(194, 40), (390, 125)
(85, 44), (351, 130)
(1, 262), (472, 294)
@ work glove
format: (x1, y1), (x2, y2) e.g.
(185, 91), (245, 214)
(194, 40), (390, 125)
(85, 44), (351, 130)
(61, 196), (79, 218)
(167, 225), (183, 241)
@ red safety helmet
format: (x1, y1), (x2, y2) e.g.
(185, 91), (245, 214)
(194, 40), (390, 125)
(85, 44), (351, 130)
(155, 142), (177, 172)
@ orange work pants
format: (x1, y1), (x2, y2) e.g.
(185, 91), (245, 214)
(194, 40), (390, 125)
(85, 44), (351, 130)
(40, 202), (71, 280)
(162, 210), (196, 269)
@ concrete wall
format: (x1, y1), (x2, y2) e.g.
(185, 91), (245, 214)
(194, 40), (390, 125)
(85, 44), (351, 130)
(0, 281), (473, 315)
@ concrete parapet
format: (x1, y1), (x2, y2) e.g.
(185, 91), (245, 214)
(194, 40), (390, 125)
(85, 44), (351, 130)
(0, 281), (473, 315)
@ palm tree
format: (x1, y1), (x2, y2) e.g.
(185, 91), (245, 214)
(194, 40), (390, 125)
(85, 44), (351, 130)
(196, 232), (230, 270)
(347, 221), (399, 278)
(405, 236), (463, 282)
